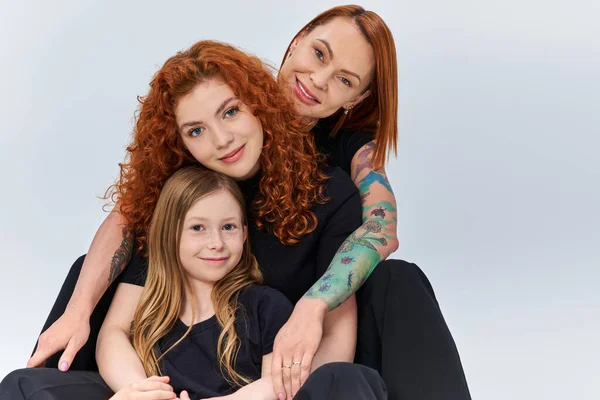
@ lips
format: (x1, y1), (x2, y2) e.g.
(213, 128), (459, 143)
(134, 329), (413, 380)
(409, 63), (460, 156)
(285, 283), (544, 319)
(219, 145), (245, 164)
(200, 256), (229, 265)
(294, 77), (320, 105)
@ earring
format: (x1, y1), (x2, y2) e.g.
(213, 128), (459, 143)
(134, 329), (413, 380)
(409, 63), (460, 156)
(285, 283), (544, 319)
(344, 108), (348, 115)
(344, 105), (354, 115)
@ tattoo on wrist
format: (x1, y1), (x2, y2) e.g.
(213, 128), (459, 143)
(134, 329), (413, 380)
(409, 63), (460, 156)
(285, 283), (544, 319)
(109, 228), (134, 283)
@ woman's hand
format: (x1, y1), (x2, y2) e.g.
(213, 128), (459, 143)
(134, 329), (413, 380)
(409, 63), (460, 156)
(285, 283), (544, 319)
(27, 308), (91, 371)
(110, 376), (176, 399)
(271, 298), (327, 400)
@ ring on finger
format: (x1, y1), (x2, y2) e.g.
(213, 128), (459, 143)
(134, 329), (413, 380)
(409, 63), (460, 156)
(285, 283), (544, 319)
(282, 364), (292, 369)
(292, 361), (301, 366)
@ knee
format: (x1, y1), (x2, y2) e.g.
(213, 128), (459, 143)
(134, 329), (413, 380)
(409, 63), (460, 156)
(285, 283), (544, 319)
(0, 369), (30, 398)
(312, 362), (380, 381)
(310, 363), (387, 397)
(368, 259), (437, 299)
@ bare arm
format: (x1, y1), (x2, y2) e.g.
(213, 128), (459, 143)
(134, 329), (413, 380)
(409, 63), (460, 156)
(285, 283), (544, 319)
(209, 354), (278, 400)
(28, 209), (135, 369)
(96, 282), (147, 392)
(311, 294), (357, 370)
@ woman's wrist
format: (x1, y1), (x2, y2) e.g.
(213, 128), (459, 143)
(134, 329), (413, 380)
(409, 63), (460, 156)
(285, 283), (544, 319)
(295, 297), (328, 321)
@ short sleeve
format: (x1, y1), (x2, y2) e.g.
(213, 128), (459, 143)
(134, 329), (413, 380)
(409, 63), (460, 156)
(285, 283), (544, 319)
(119, 247), (148, 287)
(313, 124), (375, 176)
(341, 129), (375, 168)
(254, 287), (293, 355)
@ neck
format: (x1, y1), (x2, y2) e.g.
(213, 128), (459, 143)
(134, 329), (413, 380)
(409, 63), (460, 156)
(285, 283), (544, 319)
(181, 279), (215, 325)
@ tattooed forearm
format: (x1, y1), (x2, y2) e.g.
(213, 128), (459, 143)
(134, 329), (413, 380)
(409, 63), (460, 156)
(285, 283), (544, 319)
(304, 224), (385, 309)
(108, 228), (134, 283)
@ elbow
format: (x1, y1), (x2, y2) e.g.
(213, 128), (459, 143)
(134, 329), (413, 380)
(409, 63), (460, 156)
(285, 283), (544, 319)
(379, 237), (399, 260)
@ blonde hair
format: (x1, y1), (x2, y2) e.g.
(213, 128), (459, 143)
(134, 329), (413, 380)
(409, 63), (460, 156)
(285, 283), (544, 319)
(131, 166), (263, 386)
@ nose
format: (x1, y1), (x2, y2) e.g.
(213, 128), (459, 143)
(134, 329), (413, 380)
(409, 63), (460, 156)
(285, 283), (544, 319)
(310, 68), (329, 91)
(208, 229), (225, 251)
(212, 125), (234, 149)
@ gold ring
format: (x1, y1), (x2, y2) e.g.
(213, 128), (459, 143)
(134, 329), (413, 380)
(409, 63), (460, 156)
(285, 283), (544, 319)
(282, 364), (292, 369)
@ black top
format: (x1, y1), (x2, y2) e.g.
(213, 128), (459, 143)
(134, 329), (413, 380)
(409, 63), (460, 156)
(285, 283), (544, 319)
(121, 166), (362, 304)
(156, 285), (293, 399)
(312, 123), (376, 176)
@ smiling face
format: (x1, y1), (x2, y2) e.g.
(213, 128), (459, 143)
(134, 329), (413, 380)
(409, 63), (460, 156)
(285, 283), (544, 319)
(176, 78), (264, 181)
(178, 189), (247, 286)
(279, 17), (375, 120)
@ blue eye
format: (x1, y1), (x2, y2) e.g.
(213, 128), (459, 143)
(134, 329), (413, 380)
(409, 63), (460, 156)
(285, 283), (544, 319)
(340, 77), (352, 87)
(224, 107), (239, 118)
(314, 48), (324, 61)
(223, 224), (236, 231)
(192, 224), (204, 231)
(189, 127), (204, 137)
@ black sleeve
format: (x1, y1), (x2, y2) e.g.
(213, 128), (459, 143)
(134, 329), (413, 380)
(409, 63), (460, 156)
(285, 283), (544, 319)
(253, 287), (293, 355)
(341, 129), (375, 170)
(315, 168), (363, 278)
(119, 247), (148, 287)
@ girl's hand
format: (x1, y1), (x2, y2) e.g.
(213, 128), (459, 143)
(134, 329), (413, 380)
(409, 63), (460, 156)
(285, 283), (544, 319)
(271, 298), (326, 399)
(110, 376), (176, 399)
(178, 390), (192, 400)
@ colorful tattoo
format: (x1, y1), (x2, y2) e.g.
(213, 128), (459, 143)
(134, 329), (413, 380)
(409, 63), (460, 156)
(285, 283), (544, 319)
(352, 142), (377, 181)
(357, 171), (394, 195)
(370, 206), (386, 218)
(109, 228), (134, 283)
(341, 256), (354, 265)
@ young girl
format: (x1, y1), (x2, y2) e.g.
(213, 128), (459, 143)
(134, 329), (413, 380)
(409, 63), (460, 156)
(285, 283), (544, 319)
(101, 166), (293, 400)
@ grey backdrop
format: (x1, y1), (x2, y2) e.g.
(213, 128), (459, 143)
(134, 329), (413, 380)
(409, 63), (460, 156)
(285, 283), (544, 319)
(1, 1), (598, 399)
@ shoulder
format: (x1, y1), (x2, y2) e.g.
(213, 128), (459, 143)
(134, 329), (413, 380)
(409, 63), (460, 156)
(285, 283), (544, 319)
(320, 166), (359, 205)
(238, 285), (293, 311)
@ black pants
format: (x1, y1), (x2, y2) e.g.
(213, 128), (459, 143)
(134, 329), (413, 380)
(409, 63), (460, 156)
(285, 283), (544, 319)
(0, 363), (386, 400)
(31, 256), (470, 399)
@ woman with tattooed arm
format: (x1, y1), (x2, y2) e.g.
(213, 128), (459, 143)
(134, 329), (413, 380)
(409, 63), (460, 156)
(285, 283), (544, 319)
(23, 5), (470, 400)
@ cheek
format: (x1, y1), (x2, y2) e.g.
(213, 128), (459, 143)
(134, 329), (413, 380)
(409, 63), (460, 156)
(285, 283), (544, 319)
(185, 139), (212, 164)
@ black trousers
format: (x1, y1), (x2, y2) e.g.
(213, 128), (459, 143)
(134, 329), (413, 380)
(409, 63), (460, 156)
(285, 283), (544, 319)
(30, 256), (470, 400)
(0, 363), (387, 400)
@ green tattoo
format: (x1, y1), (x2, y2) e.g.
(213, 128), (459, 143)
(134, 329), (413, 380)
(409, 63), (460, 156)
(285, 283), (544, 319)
(304, 226), (382, 310)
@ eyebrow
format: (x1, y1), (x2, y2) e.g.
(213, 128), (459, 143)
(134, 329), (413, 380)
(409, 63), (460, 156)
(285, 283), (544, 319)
(316, 39), (362, 83)
(185, 215), (239, 223)
(179, 96), (237, 131)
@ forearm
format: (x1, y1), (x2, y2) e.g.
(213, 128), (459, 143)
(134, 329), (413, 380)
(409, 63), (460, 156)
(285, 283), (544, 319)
(311, 295), (357, 370)
(304, 225), (384, 309)
(68, 210), (134, 316)
(228, 377), (277, 400)
(97, 326), (147, 392)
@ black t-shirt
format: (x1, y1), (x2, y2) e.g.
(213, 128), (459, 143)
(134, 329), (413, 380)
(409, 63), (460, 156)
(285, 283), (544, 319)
(312, 123), (376, 176)
(121, 166), (362, 304)
(156, 285), (292, 399)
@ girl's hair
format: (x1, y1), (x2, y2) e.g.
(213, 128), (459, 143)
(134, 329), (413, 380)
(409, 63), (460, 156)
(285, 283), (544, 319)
(132, 166), (263, 386)
(281, 4), (398, 169)
(106, 40), (327, 252)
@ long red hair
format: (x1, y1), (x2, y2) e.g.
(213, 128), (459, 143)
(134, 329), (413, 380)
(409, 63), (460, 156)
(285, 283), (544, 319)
(107, 40), (327, 252)
(281, 5), (398, 169)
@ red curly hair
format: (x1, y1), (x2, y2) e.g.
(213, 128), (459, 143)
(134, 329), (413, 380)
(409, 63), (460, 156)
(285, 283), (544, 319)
(106, 40), (328, 252)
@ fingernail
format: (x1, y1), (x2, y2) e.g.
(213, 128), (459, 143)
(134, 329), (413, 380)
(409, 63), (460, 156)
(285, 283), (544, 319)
(59, 361), (68, 371)
(278, 393), (286, 400)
